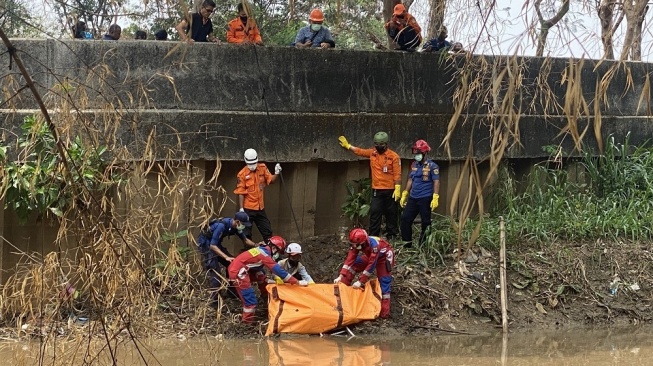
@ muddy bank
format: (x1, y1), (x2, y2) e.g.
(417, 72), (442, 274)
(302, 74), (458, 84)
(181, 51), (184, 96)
(8, 235), (653, 341)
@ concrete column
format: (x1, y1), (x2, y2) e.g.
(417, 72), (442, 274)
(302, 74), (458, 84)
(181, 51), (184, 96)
(282, 162), (319, 242)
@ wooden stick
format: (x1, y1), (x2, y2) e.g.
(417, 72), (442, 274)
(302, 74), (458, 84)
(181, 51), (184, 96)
(499, 216), (509, 333)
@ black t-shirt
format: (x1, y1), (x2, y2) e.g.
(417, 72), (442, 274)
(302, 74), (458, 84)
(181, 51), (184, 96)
(185, 13), (213, 42)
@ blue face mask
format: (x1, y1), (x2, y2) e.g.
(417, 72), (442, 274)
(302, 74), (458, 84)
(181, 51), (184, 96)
(311, 24), (322, 32)
(237, 224), (246, 233)
(414, 154), (423, 162)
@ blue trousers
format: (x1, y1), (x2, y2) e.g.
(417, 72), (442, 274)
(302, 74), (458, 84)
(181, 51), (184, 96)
(400, 196), (431, 245)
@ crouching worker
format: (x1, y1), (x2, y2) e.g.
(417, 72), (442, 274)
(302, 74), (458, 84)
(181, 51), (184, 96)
(229, 236), (309, 323)
(197, 212), (257, 307)
(334, 228), (394, 318)
(274, 243), (315, 284)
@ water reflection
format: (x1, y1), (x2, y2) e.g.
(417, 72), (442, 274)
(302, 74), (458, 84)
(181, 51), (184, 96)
(267, 338), (389, 366)
(2, 327), (653, 365)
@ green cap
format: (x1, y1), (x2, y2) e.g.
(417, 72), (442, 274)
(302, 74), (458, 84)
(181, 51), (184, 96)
(374, 131), (389, 143)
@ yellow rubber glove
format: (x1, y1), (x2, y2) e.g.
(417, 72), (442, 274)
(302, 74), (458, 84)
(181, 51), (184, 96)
(338, 136), (351, 149)
(392, 184), (401, 201)
(274, 276), (284, 285)
(430, 193), (440, 211)
(400, 190), (409, 208)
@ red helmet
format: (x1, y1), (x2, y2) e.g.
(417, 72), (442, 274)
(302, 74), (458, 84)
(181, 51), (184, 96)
(412, 139), (431, 154)
(348, 228), (368, 246)
(267, 236), (287, 252)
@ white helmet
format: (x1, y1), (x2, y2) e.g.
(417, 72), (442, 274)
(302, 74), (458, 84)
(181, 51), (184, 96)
(286, 243), (302, 254)
(244, 148), (258, 164)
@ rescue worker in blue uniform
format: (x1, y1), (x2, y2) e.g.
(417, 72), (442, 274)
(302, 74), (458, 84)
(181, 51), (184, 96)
(197, 212), (256, 306)
(399, 140), (441, 247)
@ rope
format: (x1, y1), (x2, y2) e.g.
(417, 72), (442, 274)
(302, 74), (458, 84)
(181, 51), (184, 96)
(243, 0), (304, 242)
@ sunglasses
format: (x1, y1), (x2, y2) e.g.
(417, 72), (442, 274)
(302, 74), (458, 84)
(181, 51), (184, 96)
(203, 7), (214, 13)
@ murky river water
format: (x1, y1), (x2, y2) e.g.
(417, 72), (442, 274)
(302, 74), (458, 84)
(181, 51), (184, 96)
(2, 326), (653, 365)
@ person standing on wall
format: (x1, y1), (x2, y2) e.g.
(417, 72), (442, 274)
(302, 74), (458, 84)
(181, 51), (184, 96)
(338, 132), (402, 239)
(234, 148), (281, 241)
(399, 140), (440, 247)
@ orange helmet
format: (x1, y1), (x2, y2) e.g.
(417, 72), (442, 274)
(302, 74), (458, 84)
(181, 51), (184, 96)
(348, 228), (368, 246)
(412, 139), (431, 154)
(309, 9), (324, 22)
(267, 235), (287, 252)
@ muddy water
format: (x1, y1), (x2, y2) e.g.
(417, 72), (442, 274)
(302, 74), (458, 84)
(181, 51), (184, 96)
(3, 327), (653, 365)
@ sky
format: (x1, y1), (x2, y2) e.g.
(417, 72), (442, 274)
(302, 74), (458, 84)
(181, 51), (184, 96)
(409, 0), (653, 61)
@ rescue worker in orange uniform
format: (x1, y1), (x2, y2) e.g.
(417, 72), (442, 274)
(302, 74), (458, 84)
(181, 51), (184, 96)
(228, 236), (308, 323)
(384, 3), (422, 51)
(338, 132), (402, 239)
(234, 148), (280, 241)
(334, 228), (394, 318)
(226, 3), (263, 45)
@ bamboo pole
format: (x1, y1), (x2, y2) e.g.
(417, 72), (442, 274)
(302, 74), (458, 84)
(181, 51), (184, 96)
(499, 216), (508, 333)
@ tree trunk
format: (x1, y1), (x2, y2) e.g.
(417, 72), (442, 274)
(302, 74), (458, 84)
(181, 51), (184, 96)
(534, 0), (570, 57)
(621, 0), (648, 60)
(425, 0), (447, 41)
(630, 5), (648, 60)
(597, 0), (615, 59)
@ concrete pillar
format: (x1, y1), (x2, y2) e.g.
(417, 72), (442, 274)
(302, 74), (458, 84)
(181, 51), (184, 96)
(277, 162), (319, 242)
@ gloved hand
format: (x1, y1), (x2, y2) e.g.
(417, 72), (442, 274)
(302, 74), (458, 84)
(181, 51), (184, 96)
(338, 136), (351, 150)
(267, 278), (277, 284)
(239, 208), (244, 213)
(430, 193), (440, 211)
(400, 190), (409, 208)
(333, 275), (342, 284)
(352, 281), (363, 290)
(274, 163), (282, 175)
(392, 185), (401, 202)
(298, 280), (309, 286)
(274, 276), (284, 285)
(309, 281), (315, 285)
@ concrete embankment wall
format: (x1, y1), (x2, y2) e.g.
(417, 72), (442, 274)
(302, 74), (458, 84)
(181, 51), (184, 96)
(0, 40), (652, 280)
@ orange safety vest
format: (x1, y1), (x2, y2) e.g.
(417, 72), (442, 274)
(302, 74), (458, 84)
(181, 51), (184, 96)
(234, 163), (273, 210)
(352, 147), (401, 189)
(226, 17), (262, 44)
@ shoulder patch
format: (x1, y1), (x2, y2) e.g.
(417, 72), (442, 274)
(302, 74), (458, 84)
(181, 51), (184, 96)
(433, 168), (439, 174)
(248, 248), (261, 256)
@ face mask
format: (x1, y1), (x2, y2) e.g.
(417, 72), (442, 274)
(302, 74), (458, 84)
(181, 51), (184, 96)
(375, 146), (387, 153)
(240, 16), (248, 23)
(414, 154), (423, 162)
(247, 164), (257, 171)
(236, 224), (246, 233)
(310, 24), (322, 32)
(273, 252), (280, 261)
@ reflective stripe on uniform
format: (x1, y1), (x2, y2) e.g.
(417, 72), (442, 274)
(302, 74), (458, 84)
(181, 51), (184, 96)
(283, 274), (292, 281)
(382, 293), (391, 299)
(342, 264), (351, 271)
(363, 270), (372, 277)
(243, 307), (256, 313)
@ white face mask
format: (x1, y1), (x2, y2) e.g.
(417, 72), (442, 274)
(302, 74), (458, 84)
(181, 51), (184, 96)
(236, 224), (246, 233)
(414, 154), (423, 162)
(247, 164), (257, 171)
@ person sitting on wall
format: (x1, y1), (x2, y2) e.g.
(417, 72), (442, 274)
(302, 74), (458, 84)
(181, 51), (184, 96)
(175, 0), (220, 43)
(102, 24), (121, 40)
(384, 4), (422, 51)
(227, 3), (264, 45)
(422, 26), (451, 53)
(293, 8), (335, 49)
(154, 29), (168, 41)
(135, 30), (147, 40)
(449, 42), (465, 54)
(72, 21), (92, 39)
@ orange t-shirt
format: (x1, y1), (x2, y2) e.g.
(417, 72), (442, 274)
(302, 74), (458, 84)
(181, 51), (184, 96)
(234, 163), (273, 210)
(226, 17), (262, 44)
(352, 148), (401, 189)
